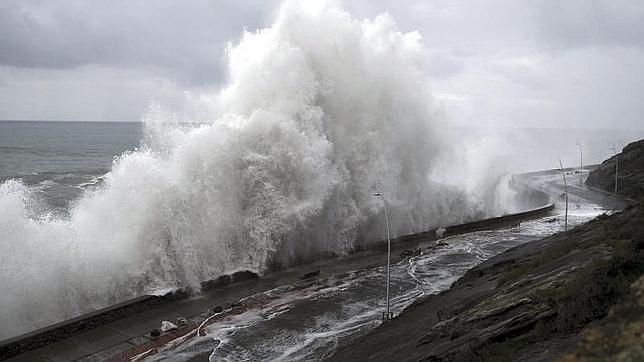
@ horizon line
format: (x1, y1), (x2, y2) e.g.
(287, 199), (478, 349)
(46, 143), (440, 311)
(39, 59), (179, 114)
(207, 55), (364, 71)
(0, 119), (141, 123)
(1, 120), (643, 133)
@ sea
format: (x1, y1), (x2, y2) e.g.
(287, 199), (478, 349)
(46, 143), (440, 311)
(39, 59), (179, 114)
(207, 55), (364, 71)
(0, 121), (142, 214)
(2, 120), (642, 216)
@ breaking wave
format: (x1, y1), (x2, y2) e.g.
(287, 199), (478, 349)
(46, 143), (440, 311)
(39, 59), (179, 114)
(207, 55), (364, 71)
(0, 1), (517, 338)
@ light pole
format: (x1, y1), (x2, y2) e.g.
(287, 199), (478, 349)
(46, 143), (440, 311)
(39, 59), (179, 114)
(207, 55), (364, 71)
(611, 144), (619, 195)
(559, 159), (568, 230)
(576, 143), (583, 185)
(372, 192), (392, 322)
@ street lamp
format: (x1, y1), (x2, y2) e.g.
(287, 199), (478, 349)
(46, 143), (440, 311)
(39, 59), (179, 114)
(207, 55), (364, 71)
(611, 144), (619, 195)
(576, 143), (583, 185)
(559, 159), (568, 230)
(372, 192), (392, 322)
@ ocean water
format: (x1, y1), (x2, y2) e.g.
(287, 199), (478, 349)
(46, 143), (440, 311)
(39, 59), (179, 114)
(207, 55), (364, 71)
(0, 121), (142, 214)
(2, 121), (641, 217)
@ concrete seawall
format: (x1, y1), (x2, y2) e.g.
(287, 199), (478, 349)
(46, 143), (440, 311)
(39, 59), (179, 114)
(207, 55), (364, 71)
(362, 201), (554, 252)
(0, 181), (554, 360)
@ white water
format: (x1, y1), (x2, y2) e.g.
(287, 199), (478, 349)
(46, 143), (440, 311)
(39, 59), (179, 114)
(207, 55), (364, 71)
(145, 200), (605, 361)
(0, 1), (518, 339)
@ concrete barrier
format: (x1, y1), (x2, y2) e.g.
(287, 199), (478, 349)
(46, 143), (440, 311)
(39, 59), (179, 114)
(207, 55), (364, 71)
(361, 202), (554, 251)
(0, 181), (554, 360)
(0, 295), (163, 359)
(517, 164), (599, 176)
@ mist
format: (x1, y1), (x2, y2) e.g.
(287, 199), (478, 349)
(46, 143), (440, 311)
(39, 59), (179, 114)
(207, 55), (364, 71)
(0, 1), (525, 339)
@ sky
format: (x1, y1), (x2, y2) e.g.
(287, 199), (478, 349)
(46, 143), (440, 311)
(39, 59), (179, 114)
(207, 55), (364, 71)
(0, 0), (643, 130)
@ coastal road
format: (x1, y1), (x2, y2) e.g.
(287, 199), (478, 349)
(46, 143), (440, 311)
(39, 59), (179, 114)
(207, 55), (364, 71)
(139, 173), (610, 362)
(4, 171), (613, 362)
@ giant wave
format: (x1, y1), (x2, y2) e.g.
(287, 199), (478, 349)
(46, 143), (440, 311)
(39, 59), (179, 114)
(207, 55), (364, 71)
(0, 1), (518, 339)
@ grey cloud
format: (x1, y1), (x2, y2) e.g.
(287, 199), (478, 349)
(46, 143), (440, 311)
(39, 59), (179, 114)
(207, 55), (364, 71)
(490, 57), (549, 91)
(0, 65), (188, 121)
(537, 0), (644, 51)
(427, 50), (465, 79)
(0, 0), (276, 86)
(1, 0), (643, 130)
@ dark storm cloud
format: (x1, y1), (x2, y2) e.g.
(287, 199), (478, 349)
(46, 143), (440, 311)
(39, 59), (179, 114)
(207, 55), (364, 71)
(0, 0), (275, 86)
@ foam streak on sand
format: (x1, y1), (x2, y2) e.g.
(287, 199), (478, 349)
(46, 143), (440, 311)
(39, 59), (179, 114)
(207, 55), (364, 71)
(0, 1), (518, 339)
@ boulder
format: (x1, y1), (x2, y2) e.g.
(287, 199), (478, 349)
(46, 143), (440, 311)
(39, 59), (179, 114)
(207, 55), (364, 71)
(160, 321), (178, 332)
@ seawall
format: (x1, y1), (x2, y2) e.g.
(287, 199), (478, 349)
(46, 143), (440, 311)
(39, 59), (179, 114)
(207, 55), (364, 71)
(0, 178), (554, 359)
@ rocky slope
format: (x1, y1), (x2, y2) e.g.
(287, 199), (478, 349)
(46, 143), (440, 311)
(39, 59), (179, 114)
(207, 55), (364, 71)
(561, 274), (644, 361)
(586, 139), (644, 200)
(331, 140), (644, 362)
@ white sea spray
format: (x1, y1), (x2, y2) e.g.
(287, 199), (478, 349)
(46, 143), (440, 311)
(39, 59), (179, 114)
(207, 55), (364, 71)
(0, 0), (518, 338)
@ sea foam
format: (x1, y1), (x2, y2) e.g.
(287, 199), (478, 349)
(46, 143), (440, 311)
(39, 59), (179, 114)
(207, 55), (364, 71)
(0, 0), (517, 339)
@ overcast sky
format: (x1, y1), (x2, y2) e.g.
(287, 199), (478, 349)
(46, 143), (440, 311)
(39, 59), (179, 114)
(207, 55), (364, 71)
(1, 0), (643, 130)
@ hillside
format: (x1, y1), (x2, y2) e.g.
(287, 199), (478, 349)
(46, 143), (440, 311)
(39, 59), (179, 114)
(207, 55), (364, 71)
(586, 139), (644, 200)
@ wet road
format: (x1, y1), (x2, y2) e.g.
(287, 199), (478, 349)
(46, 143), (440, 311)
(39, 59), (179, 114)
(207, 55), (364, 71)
(147, 173), (609, 362)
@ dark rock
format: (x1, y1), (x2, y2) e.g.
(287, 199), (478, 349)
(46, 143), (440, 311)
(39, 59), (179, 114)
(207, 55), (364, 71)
(401, 248), (422, 258)
(161, 289), (191, 301)
(223, 301), (242, 311)
(300, 270), (320, 280)
(586, 139), (644, 200)
(231, 270), (259, 283)
(200, 275), (233, 291)
(212, 306), (224, 314)
(150, 329), (161, 338)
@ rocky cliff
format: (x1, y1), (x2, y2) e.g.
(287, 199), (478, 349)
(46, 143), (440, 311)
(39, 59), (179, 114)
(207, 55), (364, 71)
(586, 139), (644, 200)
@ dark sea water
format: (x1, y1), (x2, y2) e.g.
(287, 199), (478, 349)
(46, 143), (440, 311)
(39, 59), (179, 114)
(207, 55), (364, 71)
(0, 121), (142, 213)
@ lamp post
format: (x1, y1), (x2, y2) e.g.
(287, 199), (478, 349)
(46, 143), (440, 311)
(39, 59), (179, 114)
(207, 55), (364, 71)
(576, 143), (583, 185)
(611, 144), (619, 195)
(372, 192), (392, 322)
(559, 159), (568, 230)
